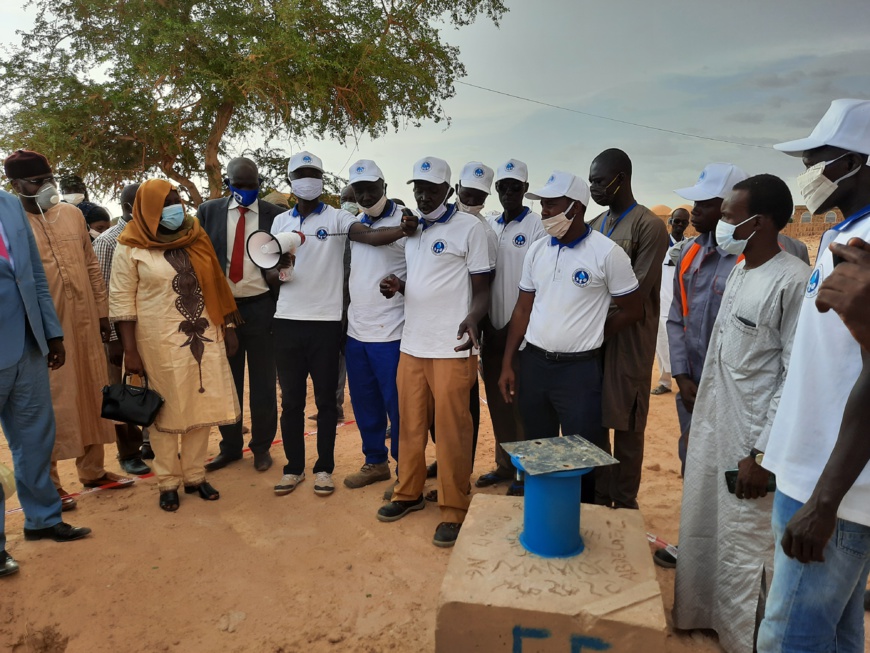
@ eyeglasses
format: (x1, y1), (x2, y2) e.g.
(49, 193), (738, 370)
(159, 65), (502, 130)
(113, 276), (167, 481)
(20, 175), (56, 185)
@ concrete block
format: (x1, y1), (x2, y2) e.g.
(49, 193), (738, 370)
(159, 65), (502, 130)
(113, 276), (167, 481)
(436, 495), (667, 652)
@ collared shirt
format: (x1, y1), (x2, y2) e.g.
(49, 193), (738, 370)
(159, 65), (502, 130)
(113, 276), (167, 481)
(487, 207), (547, 330)
(0, 217), (14, 270)
(226, 198), (269, 298)
(271, 203), (357, 321)
(93, 215), (128, 341)
(519, 228), (638, 353)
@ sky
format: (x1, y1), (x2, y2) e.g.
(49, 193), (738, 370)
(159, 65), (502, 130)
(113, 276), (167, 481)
(2, 0), (870, 216)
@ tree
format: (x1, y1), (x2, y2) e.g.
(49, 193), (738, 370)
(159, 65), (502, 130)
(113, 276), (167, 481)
(0, 0), (506, 205)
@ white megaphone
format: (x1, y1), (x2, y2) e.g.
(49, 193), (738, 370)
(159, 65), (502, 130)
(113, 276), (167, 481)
(246, 229), (306, 282)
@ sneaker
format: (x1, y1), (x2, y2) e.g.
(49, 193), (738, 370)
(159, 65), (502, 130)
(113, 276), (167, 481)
(377, 495), (425, 522)
(433, 522), (462, 548)
(274, 472), (305, 496)
(344, 463), (391, 489)
(313, 472), (335, 496)
(653, 547), (677, 569)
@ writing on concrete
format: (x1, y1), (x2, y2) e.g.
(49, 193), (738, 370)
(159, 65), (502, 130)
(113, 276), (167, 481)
(512, 626), (611, 652)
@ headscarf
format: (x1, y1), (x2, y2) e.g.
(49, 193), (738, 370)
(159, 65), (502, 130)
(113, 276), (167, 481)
(119, 179), (240, 327)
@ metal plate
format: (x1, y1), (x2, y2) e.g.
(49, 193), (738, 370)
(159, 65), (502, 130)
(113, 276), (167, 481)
(501, 435), (618, 476)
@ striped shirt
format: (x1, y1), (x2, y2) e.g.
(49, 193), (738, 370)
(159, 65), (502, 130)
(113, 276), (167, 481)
(92, 216), (128, 341)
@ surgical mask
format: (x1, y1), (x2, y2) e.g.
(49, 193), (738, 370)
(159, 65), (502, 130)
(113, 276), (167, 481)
(22, 183), (61, 211)
(160, 204), (186, 231)
(457, 200), (484, 216)
(341, 201), (360, 215)
(715, 215), (757, 256)
(229, 185), (259, 207)
(541, 202), (575, 239)
(89, 228), (101, 240)
(290, 177), (323, 201)
(796, 153), (862, 215)
(419, 203), (447, 223)
(63, 193), (85, 206)
(360, 194), (388, 217)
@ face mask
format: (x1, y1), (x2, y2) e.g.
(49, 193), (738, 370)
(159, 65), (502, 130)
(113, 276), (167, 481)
(290, 177), (323, 201)
(22, 183), (61, 211)
(341, 201), (360, 215)
(541, 202), (575, 239)
(89, 228), (101, 240)
(457, 200), (484, 216)
(360, 194), (387, 217)
(230, 185), (259, 207)
(796, 153), (861, 215)
(715, 214), (757, 256)
(160, 204), (186, 231)
(420, 203), (447, 223)
(63, 193), (85, 206)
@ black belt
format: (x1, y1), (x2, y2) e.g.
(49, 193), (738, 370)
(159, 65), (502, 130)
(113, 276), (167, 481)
(233, 291), (273, 306)
(525, 343), (601, 362)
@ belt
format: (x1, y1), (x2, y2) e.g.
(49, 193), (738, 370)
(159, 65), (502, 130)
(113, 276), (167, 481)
(233, 291), (273, 306)
(525, 343), (601, 362)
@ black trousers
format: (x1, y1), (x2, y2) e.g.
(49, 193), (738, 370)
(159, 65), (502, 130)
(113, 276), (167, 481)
(517, 347), (607, 503)
(218, 293), (278, 457)
(274, 318), (342, 475)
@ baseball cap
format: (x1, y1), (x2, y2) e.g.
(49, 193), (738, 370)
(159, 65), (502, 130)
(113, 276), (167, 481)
(458, 162), (494, 194)
(287, 151), (324, 174)
(775, 99), (870, 157)
(407, 157), (451, 185)
(496, 159), (528, 183)
(525, 170), (590, 206)
(349, 159), (384, 184)
(674, 163), (748, 201)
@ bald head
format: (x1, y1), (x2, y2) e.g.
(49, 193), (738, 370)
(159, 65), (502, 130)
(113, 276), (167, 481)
(592, 148), (632, 176)
(340, 185), (355, 203)
(589, 148), (634, 207)
(226, 157), (260, 190)
(120, 182), (141, 219)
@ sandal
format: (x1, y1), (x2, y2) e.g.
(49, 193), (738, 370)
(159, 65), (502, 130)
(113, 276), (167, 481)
(184, 482), (220, 501)
(159, 490), (180, 512)
(82, 472), (135, 489)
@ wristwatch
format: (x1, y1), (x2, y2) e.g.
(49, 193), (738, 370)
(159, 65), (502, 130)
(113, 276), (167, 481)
(750, 447), (764, 466)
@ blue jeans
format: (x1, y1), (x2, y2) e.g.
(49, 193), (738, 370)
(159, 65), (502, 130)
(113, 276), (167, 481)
(757, 491), (870, 653)
(345, 337), (400, 465)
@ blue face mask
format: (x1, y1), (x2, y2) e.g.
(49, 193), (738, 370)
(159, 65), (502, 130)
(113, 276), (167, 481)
(229, 185), (259, 207)
(160, 204), (186, 231)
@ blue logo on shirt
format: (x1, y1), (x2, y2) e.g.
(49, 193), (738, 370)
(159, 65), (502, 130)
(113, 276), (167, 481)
(572, 269), (590, 287)
(806, 267), (822, 297)
(474, 167), (484, 178)
(316, 228), (329, 241)
(513, 234), (527, 248)
(432, 240), (446, 255)
(506, 162), (515, 171)
(421, 161), (431, 172)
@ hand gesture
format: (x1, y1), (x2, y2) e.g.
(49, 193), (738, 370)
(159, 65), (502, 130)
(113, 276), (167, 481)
(400, 209), (419, 237)
(380, 274), (401, 299)
(455, 317), (480, 352)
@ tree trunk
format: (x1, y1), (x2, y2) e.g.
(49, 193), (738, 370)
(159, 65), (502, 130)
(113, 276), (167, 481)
(204, 101), (235, 200)
(160, 164), (204, 208)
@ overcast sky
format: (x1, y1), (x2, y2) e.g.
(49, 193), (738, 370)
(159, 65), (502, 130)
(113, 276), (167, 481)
(2, 0), (870, 215)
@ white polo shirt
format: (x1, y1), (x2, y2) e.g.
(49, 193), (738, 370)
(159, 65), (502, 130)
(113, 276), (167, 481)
(226, 198), (270, 298)
(487, 207), (547, 329)
(348, 200), (406, 343)
(271, 202), (357, 321)
(477, 214), (499, 272)
(763, 211), (870, 527)
(519, 228), (639, 353)
(401, 205), (491, 359)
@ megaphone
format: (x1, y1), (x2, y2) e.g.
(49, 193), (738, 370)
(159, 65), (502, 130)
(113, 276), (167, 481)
(246, 230), (306, 282)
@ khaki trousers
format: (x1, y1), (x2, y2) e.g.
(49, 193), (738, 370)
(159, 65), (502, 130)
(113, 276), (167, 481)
(150, 426), (210, 491)
(50, 444), (106, 488)
(393, 353), (478, 524)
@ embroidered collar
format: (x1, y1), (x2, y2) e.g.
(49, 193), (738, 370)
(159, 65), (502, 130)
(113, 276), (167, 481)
(360, 200), (395, 226)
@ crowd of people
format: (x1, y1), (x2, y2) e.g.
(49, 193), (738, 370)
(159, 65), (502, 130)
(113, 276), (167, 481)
(0, 98), (869, 652)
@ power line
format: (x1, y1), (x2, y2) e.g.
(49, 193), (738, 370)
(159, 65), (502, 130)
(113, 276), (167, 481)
(456, 81), (770, 150)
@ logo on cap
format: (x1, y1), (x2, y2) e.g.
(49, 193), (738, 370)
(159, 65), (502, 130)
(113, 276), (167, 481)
(506, 162), (515, 171)
(303, 155), (312, 164)
(316, 228), (328, 241)
(572, 269), (590, 288)
(474, 167), (484, 178)
(356, 165), (365, 173)
(432, 240), (446, 255)
(421, 161), (431, 172)
(698, 170), (707, 182)
(513, 234), (527, 248)
(806, 267), (822, 297)
(547, 175), (555, 184)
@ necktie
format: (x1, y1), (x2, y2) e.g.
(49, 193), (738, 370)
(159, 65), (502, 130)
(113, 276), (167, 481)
(228, 206), (248, 284)
(0, 234), (10, 264)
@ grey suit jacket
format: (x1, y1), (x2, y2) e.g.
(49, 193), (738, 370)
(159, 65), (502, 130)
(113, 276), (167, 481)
(0, 189), (63, 369)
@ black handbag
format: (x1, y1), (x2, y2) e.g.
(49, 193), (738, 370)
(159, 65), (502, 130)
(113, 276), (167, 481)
(101, 374), (164, 427)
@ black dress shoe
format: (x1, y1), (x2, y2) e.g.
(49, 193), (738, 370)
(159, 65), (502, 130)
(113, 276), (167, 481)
(140, 443), (155, 460)
(204, 452), (242, 472)
(253, 451), (273, 472)
(119, 457), (151, 476)
(376, 496), (425, 522)
(475, 471), (512, 488)
(23, 522), (92, 542)
(0, 551), (19, 577)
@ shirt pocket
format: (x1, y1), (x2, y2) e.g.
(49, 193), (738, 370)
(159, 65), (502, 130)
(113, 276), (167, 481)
(720, 313), (760, 370)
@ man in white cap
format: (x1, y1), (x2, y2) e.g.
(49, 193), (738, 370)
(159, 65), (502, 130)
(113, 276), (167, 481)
(270, 151), (415, 498)
(376, 156), (490, 548)
(498, 171), (642, 502)
(477, 159), (546, 495)
(342, 159), (405, 489)
(758, 99), (870, 653)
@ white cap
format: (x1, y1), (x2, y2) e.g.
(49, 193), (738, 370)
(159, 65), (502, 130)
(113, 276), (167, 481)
(525, 170), (590, 206)
(496, 159), (528, 183)
(349, 159), (384, 184)
(458, 161), (494, 194)
(407, 157), (451, 185)
(287, 151), (324, 174)
(674, 163), (749, 201)
(775, 99), (870, 157)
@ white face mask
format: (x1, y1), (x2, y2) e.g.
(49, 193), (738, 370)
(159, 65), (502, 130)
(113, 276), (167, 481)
(290, 177), (323, 201)
(89, 228), (101, 240)
(457, 200), (484, 216)
(341, 201), (359, 215)
(63, 193), (85, 206)
(715, 214), (757, 256)
(419, 203), (447, 223)
(360, 194), (388, 217)
(796, 153), (862, 215)
(22, 182), (61, 211)
(541, 202), (575, 239)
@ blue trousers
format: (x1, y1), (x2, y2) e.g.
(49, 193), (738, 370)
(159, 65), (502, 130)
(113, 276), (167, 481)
(345, 337), (399, 465)
(0, 339), (62, 552)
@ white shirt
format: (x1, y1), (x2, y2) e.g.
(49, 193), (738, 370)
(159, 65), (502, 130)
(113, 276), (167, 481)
(271, 203), (357, 321)
(764, 212), (870, 527)
(660, 234), (682, 319)
(348, 201), (406, 342)
(487, 208), (547, 329)
(475, 214), (499, 272)
(519, 228), (639, 353)
(401, 205), (491, 359)
(226, 199), (269, 298)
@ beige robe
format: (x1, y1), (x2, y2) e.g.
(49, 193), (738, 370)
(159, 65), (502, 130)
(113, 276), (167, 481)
(109, 244), (239, 434)
(25, 203), (114, 459)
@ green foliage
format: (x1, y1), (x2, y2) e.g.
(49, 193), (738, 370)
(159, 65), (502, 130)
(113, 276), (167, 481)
(0, 0), (506, 204)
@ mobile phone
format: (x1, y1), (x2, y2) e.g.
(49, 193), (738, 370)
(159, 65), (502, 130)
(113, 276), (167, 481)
(724, 469), (777, 494)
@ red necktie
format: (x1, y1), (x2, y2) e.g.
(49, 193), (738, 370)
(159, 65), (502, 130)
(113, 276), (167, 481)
(0, 234), (10, 263)
(228, 206), (247, 284)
